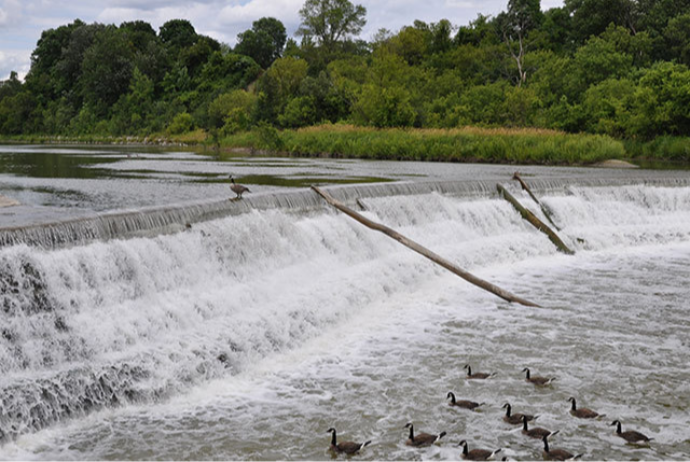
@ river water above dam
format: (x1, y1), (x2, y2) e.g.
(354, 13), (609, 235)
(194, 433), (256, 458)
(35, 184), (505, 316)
(1, 145), (689, 460)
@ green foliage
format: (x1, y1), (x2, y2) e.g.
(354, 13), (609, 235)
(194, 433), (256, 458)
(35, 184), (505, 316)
(4, 0), (690, 160)
(235, 17), (287, 69)
(208, 90), (257, 134)
(167, 112), (194, 135)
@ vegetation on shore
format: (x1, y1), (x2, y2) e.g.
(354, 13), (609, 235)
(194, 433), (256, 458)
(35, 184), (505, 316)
(3, 0), (690, 164)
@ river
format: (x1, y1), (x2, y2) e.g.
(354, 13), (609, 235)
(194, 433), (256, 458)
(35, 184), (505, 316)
(1, 145), (689, 460)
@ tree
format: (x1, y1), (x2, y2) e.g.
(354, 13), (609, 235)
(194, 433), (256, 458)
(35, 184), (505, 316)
(564, 0), (638, 44)
(296, 0), (367, 53)
(496, 0), (543, 86)
(235, 17), (287, 69)
(159, 19), (198, 53)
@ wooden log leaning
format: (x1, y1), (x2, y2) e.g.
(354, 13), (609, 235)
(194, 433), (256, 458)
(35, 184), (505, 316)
(497, 183), (575, 255)
(512, 172), (561, 230)
(311, 185), (541, 308)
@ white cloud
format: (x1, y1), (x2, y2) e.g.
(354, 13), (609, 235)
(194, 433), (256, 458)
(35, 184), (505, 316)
(0, 49), (31, 81)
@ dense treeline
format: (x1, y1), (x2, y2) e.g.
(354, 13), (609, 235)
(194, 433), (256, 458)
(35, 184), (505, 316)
(2, 0), (690, 146)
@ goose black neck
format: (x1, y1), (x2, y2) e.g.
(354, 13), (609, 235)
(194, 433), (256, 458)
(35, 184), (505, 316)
(570, 398), (577, 411)
(542, 436), (550, 453)
(461, 442), (468, 455)
(505, 404), (512, 417)
(522, 416), (529, 431)
(615, 421), (622, 434)
(330, 429), (337, 446)
(448, 392), (456, 404)
(466, 366), (472, 376)
(525, 368), (531, 379)
(408, 425), (414, 440)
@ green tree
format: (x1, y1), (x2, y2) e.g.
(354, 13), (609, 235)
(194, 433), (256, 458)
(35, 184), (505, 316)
(80, 26), (135, 116)
(496, 0), (543, 86)
(663, 13), (690, 67)
(296, 0), (367, 53)
(235, 17), (287, 69)
(208, 89), (257, 134)
(564, 0), (638, 44)
(159, 19), (198, 60)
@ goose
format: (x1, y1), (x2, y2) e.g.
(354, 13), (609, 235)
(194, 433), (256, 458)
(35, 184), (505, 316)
(542, 432), (582, 461)
(458, 440), (501, 460)
(521, 415), (553, 439)
(464, 364), (496, 379)
(522, 368), (556, 386)
(447, 392), (484, 410)
(567, 397), (600, 419)
(229, 175), (250, 199)
(610, 420), (651, 444)
(404, 422), (446, 447)
(502, 403), (536, 425)
(326, 428), (371, 454)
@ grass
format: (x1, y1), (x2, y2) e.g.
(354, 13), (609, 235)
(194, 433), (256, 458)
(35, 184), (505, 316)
(218, 124), (628, 166)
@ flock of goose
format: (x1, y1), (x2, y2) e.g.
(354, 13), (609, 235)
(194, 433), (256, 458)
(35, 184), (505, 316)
(326, 365), (652, 460)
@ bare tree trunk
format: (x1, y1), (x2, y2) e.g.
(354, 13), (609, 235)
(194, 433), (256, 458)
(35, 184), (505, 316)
(497, 183), (574, 255)
(312, 185), (541, 307)
(512, 172), (561, 230)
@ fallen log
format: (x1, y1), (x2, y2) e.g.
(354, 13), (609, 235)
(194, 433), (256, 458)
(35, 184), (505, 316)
(512, 172), (561, 230)
(497, 183), (574, 255)
(311, 185), (541, 308)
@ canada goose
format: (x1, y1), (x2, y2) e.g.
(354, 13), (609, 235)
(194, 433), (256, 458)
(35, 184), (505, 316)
(610, 420), (651, 444)
(326, 428), (371, 454)
(521, 415), (553, 439)
(464, 364), (496, 379)
(502, 403), (536, 425)
(447, 392), (484, 410)
(229, 175), (250, 199)
(522, 367), (556, 386)
(542, 432), (582, 461)
(567, 397), (600, 419)
(404, 422), (446, 447)
(458, 440), (501, 461)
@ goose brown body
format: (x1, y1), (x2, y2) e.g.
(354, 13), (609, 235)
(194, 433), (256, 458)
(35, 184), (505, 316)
(610, 420), (651, 443)
(464, 364), (495, 379)
(522, 367), (556, 386)
(229, 176), (250, 199)
(404, 423), (446, 447)
(522, 415), (552, 439)
(568, 397), (599, 419)
(447, 392), (483, 410)
(502, 403), (536, 425)
(458, 440), (501, 461)
(542, 432), (582, 461)
(327, 428), (371, 454)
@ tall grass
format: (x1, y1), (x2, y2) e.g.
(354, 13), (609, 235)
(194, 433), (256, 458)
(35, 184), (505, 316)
(220, 125), (627, 165)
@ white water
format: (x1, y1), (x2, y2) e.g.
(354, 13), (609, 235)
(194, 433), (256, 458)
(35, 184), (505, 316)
(1, 185), (690, 460)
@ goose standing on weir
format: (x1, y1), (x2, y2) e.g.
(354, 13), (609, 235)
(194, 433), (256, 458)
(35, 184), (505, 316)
(326, 428), (371, 454)
(447, 391), (484, 410)
(404, 422), (446, 447)
(610, 420), (652, 444)
(458, 440), (501, 460)
(229, 175), (250, 200)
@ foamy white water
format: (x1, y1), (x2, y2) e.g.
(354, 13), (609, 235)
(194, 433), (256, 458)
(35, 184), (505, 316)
(1, 185), (690, 460)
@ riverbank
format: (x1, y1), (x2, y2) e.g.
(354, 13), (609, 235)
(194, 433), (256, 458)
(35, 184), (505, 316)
(4, 125), (690, 166)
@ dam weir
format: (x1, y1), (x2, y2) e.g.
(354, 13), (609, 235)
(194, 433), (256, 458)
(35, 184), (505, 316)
(2, 174), (690, 249)
(1, 172), (690, 460)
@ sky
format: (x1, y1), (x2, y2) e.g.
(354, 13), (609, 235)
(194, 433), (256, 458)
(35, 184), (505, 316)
(0, 0), (564, 81)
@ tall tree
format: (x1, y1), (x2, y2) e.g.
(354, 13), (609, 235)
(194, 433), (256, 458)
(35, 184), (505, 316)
(235, 17), (287, 69)
(496, 0), (543, 86)
(296, 0), (367, 53)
